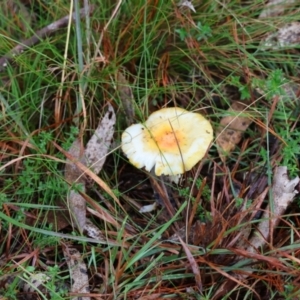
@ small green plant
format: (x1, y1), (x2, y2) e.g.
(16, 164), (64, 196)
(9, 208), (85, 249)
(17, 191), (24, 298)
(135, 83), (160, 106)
(175, 21), (212, 41)
(280, 129), (300, 178)
(1, 277), (19, 300)
(46, 266), (69, 299)
(195, 21), (213, 40)
(229, 75), (251, 100)
(61, 126), (80, 150)
(235, 197), (244, 208)
(178, 178), (211, 221)
(252, 69), (288, 100)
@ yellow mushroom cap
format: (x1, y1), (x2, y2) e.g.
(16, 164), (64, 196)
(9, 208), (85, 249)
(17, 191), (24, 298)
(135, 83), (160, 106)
(121, 107), (213, 176)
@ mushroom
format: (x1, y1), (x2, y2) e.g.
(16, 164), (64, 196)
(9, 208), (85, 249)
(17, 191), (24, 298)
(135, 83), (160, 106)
(121, 107), (213, 177)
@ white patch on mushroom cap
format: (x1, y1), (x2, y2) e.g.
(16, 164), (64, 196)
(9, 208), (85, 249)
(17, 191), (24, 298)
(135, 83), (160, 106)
(121, 107), (213, 176)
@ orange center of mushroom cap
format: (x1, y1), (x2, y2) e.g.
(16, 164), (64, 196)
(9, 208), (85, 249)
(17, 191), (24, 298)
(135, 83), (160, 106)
(144, 124), (186, 154)
(158, 131), (178, 147)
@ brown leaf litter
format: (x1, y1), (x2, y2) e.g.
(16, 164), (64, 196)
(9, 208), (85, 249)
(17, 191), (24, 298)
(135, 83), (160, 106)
(216, 101), (252, 161)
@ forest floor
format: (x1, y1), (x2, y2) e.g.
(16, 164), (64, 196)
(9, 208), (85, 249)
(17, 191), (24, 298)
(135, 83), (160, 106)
(1, 0), (300, 299)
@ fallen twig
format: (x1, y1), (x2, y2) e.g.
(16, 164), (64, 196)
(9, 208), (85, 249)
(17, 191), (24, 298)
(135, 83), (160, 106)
(0, 5), (95, 72)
